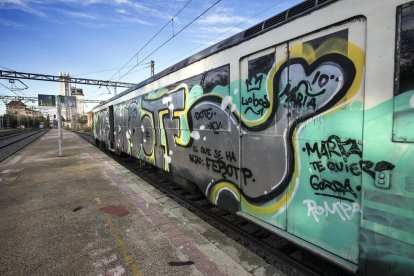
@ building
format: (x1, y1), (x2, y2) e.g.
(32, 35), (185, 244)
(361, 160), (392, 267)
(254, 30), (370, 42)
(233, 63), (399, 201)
(6, 100), (43, 117)
(60, 73), (85, 128)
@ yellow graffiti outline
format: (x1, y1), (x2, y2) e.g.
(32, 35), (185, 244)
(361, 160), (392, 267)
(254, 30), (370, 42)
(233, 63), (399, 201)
(142, 83), (193, 171)
(171, 84), (191, 147)
(158, 108), (170, 172)
(140, 109), (156, 165)
(241, 38), (365, 215)
(208, 181), (240, 204)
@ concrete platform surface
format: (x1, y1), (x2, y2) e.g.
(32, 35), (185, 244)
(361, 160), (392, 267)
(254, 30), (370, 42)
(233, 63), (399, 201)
(0, 129), (284, 276)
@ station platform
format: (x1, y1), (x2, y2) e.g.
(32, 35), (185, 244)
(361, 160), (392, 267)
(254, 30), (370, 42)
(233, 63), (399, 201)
(0, 129), (283, 275)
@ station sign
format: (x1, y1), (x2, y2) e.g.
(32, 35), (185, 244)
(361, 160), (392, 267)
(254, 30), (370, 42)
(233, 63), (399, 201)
(59, 95), (77, 108)
(38, 94), (56, 106)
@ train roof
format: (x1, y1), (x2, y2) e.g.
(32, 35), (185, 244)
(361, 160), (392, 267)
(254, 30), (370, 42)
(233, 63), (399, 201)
(93, 0), (337, 110)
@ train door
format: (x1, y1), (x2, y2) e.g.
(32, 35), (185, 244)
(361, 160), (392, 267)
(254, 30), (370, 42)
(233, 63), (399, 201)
(285, 19), (366, 263)
(358, 3), (414, 274)
(239, 44), (289, 230)
(108, 105), (115, 149)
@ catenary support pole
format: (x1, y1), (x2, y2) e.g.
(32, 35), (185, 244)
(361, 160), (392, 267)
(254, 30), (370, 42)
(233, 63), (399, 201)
(57, 96), (62, 157)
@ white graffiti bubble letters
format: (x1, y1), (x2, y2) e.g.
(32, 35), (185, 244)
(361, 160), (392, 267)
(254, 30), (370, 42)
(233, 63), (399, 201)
(303, 199), (361, 223)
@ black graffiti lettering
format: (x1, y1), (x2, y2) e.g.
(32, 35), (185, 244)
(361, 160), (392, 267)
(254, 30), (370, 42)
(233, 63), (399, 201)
(327, 160), (342, 172)
(205, 157), (239, 180)
(318, 74), (329, 88)
(303, 135), (362, 159)
(205, 157), (253, 185)
(194, 108), (215, 120)
(201, 146), (211, 156)
(311, 70), (336, 89)
(192, 145), (198, 152)
(279, 82), (318, 109)
(246, 75), (263, 92)
(310, 161), (325, 172)
(349, 163), (361, 176)
(326, 160), (361, 176)
(242, 94), (270, 115)
(311, 71), (321, 85)
(360, 160), (375, 179)
(374, 161), (395, 172)
(189, 154), (203, 165)
(310, 174), (357, 199)
(207, 121), (222, 131)
(360, 160), (395, 179)
(225, 151), (237, 162)
(304, 142), (320, 157)
(244, 106), (264, 116)
(241, 168), (254, 185)
(307, 97), (316, 109)
(214, 149), (222, 159)
(279, 79), (326, 110)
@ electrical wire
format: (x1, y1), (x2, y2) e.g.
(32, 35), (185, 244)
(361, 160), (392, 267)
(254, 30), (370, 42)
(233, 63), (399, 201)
(157, 0), (290, 70)
(72, 62), (151, 77)
(109, 0), (193, 81)
(117, 0), (222, 81)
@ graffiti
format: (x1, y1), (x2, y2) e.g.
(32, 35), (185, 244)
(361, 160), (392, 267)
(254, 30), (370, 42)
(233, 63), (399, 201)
(189, 146), (254, 185)
(194, 108), (215, 120)
(205, 157), (254, 185)
(303, 199), (362, 223)
(302, 135), (395, 201)
(242, 75), (270, 116)
(303, 135), (362, 159)
(91, 17), (414, 273)
(276, 56), (355, 117)
(302, 135), (361, 201)
(310, 175), (359, 200)
(206, 121), (222, 131)
(279, 70), (343, 111)
(360, 160), (395, 179)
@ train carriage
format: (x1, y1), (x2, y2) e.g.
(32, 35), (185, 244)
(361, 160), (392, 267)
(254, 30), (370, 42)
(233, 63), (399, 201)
(92, 0), (414, 274)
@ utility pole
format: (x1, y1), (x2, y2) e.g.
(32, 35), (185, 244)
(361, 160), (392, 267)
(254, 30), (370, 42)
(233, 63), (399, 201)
(150, 60), (155, 76)
(57, 95), (62, 157)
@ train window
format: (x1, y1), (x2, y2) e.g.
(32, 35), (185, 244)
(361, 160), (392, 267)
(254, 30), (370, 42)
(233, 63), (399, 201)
(248, 53), (275, 80)
(393, 2), (414, 142)
(240, 48), (277, 135)
(202, 65), (229, 94)
(190, 65), (230, 131)
(303, 29), (348, 55)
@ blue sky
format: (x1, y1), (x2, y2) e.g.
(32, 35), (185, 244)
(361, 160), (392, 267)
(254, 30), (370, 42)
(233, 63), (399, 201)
(0, 0), (303, 114)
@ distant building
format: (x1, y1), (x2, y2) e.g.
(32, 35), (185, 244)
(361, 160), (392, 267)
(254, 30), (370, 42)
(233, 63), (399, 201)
(71, 87), (84, 115)
(6, 100), (42, 117)
(86, 111), (93, 128)
(60, 73), (85, 128)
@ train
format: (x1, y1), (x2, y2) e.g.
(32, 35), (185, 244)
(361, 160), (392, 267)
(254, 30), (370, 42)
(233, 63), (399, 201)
(92, 0), (414, 274)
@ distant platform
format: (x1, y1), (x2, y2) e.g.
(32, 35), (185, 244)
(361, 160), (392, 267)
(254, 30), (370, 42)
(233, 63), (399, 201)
(0, 129), (281, 275)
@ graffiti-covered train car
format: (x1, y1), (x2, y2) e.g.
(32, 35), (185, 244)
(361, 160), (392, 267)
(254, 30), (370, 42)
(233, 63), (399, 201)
(92, 0), (414, 274)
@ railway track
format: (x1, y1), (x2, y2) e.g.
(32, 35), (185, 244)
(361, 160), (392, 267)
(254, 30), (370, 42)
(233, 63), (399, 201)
(76, 131), (353, 276)
(0, 129), (48, 162)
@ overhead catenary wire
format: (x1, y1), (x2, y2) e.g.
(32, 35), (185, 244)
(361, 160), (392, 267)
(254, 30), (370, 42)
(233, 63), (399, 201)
(96, 65), (152, 96)
(72, 62), (152, 78)
(117, 0), (223, 81)
(157, 0), (291, 70)
(110, 0), (193, 81)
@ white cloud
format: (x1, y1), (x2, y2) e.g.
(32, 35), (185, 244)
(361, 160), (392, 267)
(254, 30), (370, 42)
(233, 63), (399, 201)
(0, 0), (45, 17)
(198, 14), (249, 25)
(0, 17), (23, 27)
(194, 25), (243, 35)
(114, 16), (152, 26)
(65, 11), (97, 20)
(116, 8), (127, 15)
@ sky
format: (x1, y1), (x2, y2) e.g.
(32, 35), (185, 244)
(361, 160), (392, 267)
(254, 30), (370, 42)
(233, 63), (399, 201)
(0, 0), (303, 116)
